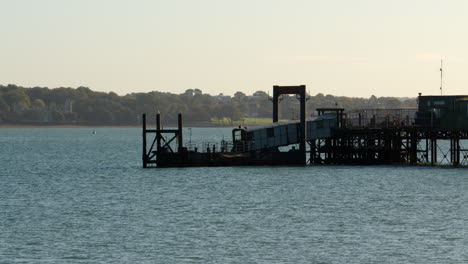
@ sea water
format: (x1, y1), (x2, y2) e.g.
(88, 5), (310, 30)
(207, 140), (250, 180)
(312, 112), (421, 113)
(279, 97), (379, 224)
(0, 128), (467, 263)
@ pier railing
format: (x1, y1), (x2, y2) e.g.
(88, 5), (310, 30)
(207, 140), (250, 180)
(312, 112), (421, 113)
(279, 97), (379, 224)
(344, 108), (417, 128)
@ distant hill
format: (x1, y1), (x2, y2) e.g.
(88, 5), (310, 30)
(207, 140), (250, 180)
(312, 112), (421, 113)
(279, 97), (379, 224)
(0, 84), (417, 126)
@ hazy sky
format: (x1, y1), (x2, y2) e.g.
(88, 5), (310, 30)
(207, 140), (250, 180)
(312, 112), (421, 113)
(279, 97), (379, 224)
(1, 0), (467, 97)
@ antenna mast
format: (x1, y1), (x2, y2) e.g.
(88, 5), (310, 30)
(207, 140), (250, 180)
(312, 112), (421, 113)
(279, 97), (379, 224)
(440, 60), (443, 95)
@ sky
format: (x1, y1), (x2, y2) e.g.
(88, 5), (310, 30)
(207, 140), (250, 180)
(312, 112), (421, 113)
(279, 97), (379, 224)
(1, 0), (467, 97)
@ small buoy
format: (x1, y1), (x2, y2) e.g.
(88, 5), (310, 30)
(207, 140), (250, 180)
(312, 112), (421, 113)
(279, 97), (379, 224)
(92, 129), (96, 134)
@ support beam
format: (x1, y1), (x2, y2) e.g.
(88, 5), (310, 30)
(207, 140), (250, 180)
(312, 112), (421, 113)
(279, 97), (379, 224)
(452, 135), (460, 167)
(178, 113), (183, 151)
(273, 87), (279, 123)
(299, 87), (306, 164)
(142, 114), (147, 168)
(156, 113), (161, 149)
(410, 130), (418, 165)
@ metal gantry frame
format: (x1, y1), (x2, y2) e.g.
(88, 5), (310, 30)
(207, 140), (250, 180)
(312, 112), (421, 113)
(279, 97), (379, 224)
(272, 85), (307, 165)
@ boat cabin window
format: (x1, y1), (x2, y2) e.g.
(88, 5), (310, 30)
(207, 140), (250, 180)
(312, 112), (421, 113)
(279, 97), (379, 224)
(234, 130), (244, 141)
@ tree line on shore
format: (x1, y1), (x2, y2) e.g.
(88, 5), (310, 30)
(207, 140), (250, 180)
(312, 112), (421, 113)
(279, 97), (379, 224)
(0, 84), (417, 126)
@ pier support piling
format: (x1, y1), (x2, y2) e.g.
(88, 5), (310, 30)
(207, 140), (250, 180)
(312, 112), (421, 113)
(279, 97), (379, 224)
(142, 114), (147, 168)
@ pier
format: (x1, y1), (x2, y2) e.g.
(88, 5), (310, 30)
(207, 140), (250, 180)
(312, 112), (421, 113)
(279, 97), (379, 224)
(142, 86), (468, 168)
(309, 127), (468, 166)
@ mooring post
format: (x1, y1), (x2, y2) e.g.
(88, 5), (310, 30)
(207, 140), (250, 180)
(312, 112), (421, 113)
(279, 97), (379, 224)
(142, 113), (147, 168)
(178, 113), (183, 151)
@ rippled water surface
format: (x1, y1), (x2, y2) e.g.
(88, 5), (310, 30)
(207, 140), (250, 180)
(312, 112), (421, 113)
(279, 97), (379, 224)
(1, 128), (467, 263)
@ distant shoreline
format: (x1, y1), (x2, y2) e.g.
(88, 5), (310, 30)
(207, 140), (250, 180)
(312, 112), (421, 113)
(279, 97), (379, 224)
(0, 124), (140, 129)
(0, 124), (236, 129)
